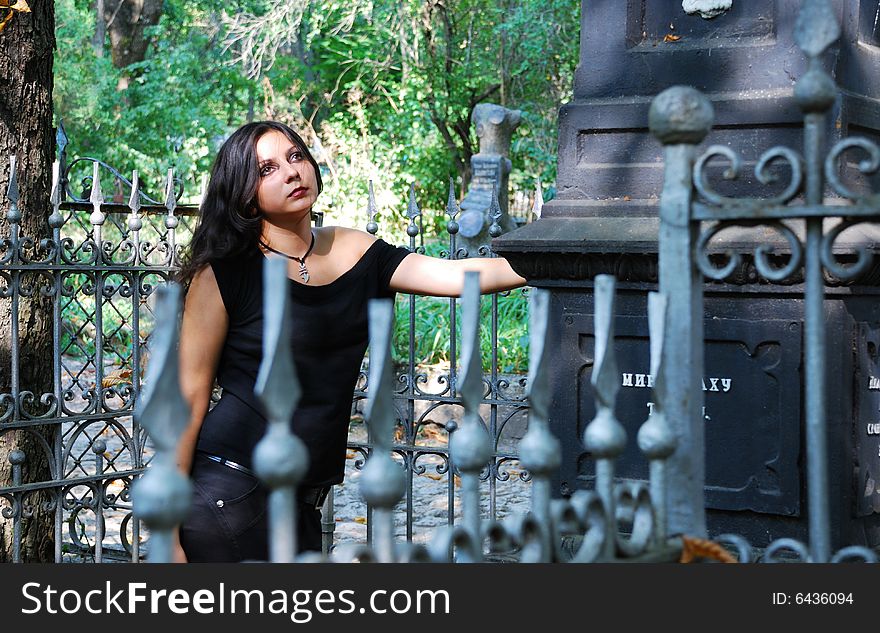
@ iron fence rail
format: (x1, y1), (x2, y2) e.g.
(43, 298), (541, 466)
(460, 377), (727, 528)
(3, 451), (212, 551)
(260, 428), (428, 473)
(0, 155), (196, 562)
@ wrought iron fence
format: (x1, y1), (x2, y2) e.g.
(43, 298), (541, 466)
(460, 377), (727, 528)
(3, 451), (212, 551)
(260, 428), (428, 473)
(140, 259), (680, 563)
(0, 145), (200, 562)
(649, 0), (879, 562)
(336, 182), (533, 548)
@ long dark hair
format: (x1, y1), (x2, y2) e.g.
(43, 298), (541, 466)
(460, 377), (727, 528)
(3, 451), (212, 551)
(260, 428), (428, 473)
(177, 121), (323, 287)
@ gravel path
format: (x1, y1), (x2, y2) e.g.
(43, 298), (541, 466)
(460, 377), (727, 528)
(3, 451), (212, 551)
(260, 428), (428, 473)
(328, 426), (531, 547)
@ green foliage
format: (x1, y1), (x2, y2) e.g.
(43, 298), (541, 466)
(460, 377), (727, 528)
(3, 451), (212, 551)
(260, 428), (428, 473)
(54, 0), (579, 224)
(390, 241), (530, 374)
(391, 289), (529, 375)
(55, 0), (256, 202)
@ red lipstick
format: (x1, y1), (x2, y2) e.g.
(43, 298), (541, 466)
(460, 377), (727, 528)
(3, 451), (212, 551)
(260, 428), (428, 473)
(288, 187), (308, 199)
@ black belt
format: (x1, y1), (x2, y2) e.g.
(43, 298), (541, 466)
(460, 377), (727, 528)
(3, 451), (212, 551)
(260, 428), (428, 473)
(203, 453), (255, 477)
(201, 453), (330, 510)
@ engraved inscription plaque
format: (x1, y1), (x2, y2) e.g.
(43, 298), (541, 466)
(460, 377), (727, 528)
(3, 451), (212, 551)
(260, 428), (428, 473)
(568, 315), (802, 515)
(854, 323), (880, 517)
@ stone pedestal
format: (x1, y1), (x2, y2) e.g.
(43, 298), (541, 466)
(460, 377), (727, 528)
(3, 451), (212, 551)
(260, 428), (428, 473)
(493, 0), (880, 547)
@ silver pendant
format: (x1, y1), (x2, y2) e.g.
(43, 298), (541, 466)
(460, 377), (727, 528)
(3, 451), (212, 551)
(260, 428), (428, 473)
(300, 263), (309, 283)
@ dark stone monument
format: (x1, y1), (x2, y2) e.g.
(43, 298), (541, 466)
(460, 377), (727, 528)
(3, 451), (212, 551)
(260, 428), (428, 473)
(493, 0), (880, 547)
(458, 103), (521, 254)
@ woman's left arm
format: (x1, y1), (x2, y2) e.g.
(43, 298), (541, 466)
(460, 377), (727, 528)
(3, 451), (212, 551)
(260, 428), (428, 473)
(389, 253), (527, 297)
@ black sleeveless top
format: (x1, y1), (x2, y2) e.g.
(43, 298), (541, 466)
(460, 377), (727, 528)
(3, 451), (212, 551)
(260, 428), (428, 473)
(195, 239), (410, 487)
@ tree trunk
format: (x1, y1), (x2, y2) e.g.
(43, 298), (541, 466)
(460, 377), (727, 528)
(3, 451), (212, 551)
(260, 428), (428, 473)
(104, 0), (164, 90)
(93, 0), (106, 57)
(294, 13), (322, 131)
(0, 0), (57, 562)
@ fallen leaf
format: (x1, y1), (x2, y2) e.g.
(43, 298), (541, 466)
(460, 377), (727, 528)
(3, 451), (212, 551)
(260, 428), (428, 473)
(354, 516), (367, 525)
(423, 473), (443, 481)
(102, 368), (132, 388)
(623, 195), (632, 201)
(663, 34), (681, 43)
(345, 451), (355, 459)
(417, 423), (449, 444)
(679, 535), (737, 563)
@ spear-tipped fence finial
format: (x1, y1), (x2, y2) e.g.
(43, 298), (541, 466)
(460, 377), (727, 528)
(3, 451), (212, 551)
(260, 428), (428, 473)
(254, 256), (309, 562)
(518, 287), (560, 560)
(56, 119), (69, 170)
(6, 155), (20, 226)
(450, 272), (492, 552)
(583, 275), (626, 559)
(361, 299), (406, 562)
(488, 182), (503, 238)
(587, 276), (623, 436)
(794, 0), (840, 61)
(366, 180), (379, 235)
(164, 168), (179, 229)
(637, 292), (677, 544)
(88, 161), (105, 227)
(48, 161), (64, 230)
(128, 170), (143, 232)
(132, 285), (192, 562)
(405, 182), (421, 240)
(445, 177), (460, 236)
(793, 0), (839, 115)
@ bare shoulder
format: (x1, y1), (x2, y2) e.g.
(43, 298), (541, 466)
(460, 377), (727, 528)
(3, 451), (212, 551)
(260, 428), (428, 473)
(184, 265), (225, 314)
(188, 264), (218, 292)
(179, 265), (227, 387)
(319, 226), (377, 259)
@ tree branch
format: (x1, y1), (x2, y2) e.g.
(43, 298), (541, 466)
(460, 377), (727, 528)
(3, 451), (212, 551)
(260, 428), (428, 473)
(426, 100), (466, 177)
(470, 83), (501, 109)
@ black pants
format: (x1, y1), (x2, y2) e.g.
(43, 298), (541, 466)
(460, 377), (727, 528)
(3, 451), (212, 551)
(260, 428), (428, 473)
(180, 452), (322, 562)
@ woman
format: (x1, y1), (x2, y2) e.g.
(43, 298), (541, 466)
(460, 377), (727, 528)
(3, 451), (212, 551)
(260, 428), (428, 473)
(174, 121), (526, 562)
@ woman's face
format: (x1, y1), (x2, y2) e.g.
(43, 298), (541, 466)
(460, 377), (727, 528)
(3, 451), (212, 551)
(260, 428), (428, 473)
(253, 130), (318, 221)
